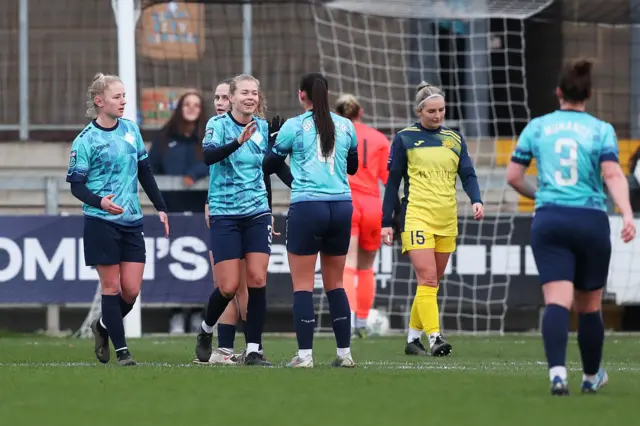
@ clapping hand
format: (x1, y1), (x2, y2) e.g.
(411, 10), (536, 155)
(268, 115), (285, 147)
(238, 121), (257, 145)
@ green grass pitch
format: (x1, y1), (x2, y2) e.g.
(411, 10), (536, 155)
(0, 334), (638, 425)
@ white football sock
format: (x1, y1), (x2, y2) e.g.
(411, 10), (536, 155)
(201, 321), (214, 334)
(549, 366), (568, 381)
(407, 328), (423, 343)
(337, 347), (351, 357)
(298, 349), (312, 358)
(427, 332), (440, 348)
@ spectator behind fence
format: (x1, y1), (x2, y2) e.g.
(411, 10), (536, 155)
(148, 91), (210, 213)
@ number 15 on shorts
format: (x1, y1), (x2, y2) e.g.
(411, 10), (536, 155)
(401, 230), (456, 253)
(410, 230), (425, 245)
(401, 230), (428, 251)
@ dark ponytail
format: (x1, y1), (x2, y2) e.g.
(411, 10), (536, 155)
(300, 72), (335, 158)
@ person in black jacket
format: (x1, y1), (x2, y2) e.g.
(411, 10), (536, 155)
(148, 91), (209, 335)
(148, 91), (210, 213)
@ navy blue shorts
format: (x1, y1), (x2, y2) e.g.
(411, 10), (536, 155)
(209, 212), (272, 264)
(286, 200), (353, 256)
(530, 206), (611, 291)
(83, 217), (146, 266)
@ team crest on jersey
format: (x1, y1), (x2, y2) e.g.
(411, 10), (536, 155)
(124, 132), (136, 146)
(250, 131), (264, 146)
(441, 138), (456, 149)
(204, 128), (214, 142)
(69, 150), (77, 168)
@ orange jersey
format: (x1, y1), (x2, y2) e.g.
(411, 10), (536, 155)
(348, 122), (391, 198)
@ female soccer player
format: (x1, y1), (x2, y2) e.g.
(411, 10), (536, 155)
(203, 82), (278, 364)
(506, 59), (635, 395)
(264, 72), (359, 368)
(381, 82), (484, 357)
(67, 73), (169, 366)
(335, 94), (390, 338)
(202, 78), (248, 364)
(195, 74), (290, 366)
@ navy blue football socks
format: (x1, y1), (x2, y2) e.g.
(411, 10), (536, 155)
(119, 296), (135, 318)
(101, 294), (127, 351)
(217, 323), (236, 350)
(326, 288), (351, 349)
(245, 287), (267, 348)
(578, 311), (605, 375)
(542, 304), (569, 370)
(203, 288), (232, 329)
(293, 291), (315, 350)
(241, 321), (263, 351)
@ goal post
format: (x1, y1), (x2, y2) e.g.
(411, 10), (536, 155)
(114, 0), (142, 338)
(106, 0), (257, 338)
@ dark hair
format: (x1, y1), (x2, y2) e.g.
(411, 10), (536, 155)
(300, 72), (335, 158)
(558, 58), (593, 103)
(159, 91), (208, 159)
(219, 78), (234, 86)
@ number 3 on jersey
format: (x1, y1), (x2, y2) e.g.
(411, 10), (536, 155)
(316, 135), (336, 175)
(554, 138), (578, 186)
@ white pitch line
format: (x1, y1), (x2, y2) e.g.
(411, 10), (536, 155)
(1, 360), (640, 372)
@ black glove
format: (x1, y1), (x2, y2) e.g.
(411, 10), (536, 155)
(268, 115), (285, 147)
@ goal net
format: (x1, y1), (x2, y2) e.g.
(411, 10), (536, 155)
(312, 0), (553, 334)
(70, 0), (640, 338)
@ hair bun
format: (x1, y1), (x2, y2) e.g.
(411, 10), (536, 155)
(572, 59), (593, 77)
(416, 81), (431, 93)
(93, 72), (105, 82)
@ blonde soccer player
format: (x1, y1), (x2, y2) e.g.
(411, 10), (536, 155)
(203, 82), (291, 364)
(335, 94), (390, 338)
(67, 73), (169, 366)
(381, 82), (484, 357)
(202, 78), (247, 364)
(195, 74), (292, 366)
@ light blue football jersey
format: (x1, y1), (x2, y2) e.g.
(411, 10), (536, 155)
(203, 112), (270, 217)
(66, 119), (148, 226)
(511, 110), (619, 211)
(271, 111), (358, 204)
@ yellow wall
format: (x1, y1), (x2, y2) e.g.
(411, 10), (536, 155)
(494, 139), (640, 212)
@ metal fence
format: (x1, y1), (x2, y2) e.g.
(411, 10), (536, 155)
(1, 0), (639, 140)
